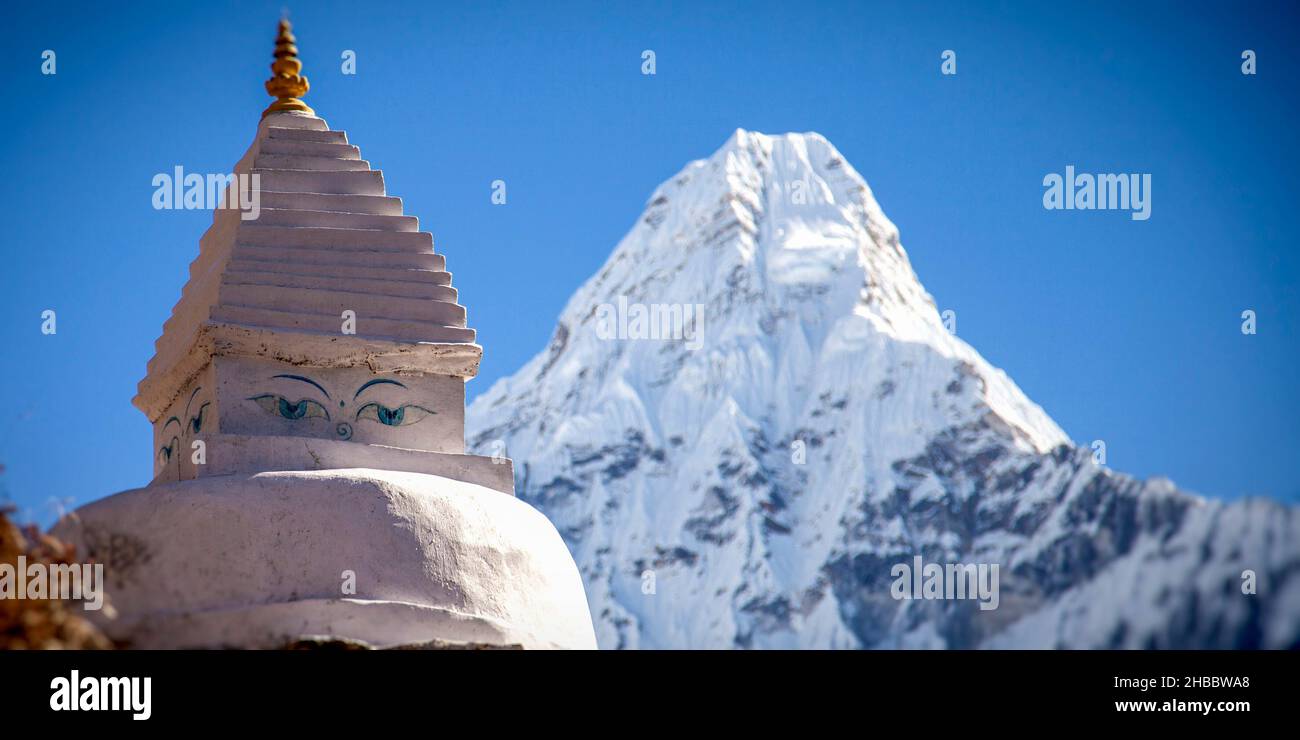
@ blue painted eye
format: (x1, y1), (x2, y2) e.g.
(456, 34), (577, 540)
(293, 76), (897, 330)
(355, 402), (434, 427)
(249, 394), (330, 421)
(189, 402), (210, 434)
(158, 437), (179, 466)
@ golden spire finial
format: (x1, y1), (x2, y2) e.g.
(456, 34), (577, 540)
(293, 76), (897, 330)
(262, 17), (314, 117)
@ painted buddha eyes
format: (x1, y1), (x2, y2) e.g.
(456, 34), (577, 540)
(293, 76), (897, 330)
(355, 402), (434, 427)
(247, 376), (435, 431)
(249, 394), (330, 421)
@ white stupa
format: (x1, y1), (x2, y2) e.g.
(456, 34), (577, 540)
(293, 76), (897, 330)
(52, 20), (597, 649)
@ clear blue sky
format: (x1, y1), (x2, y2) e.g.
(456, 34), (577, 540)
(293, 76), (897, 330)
(1, 0), (1296, 523)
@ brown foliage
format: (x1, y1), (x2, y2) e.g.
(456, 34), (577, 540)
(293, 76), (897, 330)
(0, 508), (114, 650)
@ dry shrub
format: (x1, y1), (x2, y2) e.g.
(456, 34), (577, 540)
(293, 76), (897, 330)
(0, 508), (113, 650)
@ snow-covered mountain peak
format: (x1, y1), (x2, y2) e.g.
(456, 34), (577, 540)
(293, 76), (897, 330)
(466, 130), (1299, 650)
(477, 129), (1066, 460)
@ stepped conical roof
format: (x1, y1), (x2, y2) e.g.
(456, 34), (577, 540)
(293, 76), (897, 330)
(135, 23), (478, 422)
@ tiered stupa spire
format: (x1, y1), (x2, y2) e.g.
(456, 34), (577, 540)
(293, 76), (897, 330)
(135, 19), (488, 488)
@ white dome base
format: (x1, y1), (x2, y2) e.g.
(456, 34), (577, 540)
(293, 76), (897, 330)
(52, 469), (597, 649)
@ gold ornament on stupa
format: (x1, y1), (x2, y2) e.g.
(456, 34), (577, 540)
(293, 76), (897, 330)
(262, 18), (314, 117)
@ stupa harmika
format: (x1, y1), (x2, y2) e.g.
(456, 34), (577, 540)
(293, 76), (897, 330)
(52, 20), (597, 649)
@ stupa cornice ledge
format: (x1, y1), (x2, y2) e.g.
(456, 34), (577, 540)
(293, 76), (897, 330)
(134, 322), (482, 422)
